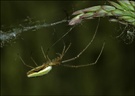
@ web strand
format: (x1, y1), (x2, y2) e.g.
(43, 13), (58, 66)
(45, 26), (75, 55)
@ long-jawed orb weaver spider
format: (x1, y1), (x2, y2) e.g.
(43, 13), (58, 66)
(19, 19), (105, 78)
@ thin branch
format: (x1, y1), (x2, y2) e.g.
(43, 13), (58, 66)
(0, 19), (68, 47)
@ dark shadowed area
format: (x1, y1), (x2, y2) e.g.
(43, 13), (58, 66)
(1, 1), (134, 95)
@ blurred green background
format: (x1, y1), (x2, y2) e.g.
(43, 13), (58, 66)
(1, 1), (134, 95)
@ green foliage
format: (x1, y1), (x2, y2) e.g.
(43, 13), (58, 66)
(69, 0), (135, 26)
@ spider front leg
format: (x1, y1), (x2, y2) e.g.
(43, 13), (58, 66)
(56, 43), (72, 58)
(41, 46), (52, 62)
(62, 18), (100, 64)
(61, 42), (105, 68)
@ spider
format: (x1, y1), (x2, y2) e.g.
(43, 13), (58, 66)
(19, 19), (105, 78)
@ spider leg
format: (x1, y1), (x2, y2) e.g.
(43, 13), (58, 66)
(46, 55), (51, 62)
(62, 18), (100, 64)
(62, 43), (66, 55)
(18, 55), (34, 69)
(61, 42), (105, 68)
(116, 24), (128, 38)
(41, 46), (47, 61)
(59, 43), (72, 58)
(64, 43), (71, 54)
(30, 57), (38, 66)
(41, 46), (51, 62)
